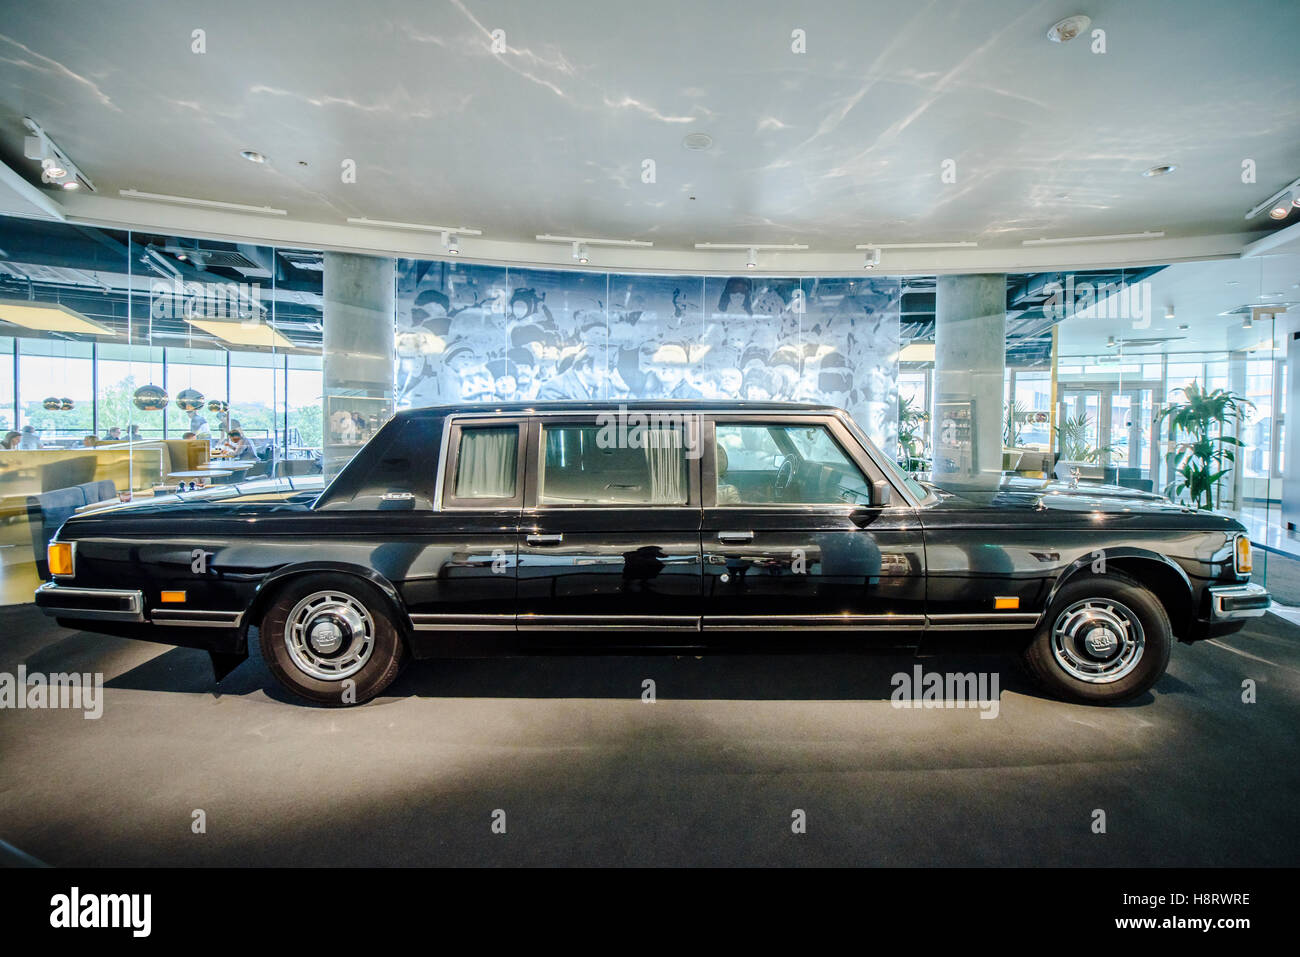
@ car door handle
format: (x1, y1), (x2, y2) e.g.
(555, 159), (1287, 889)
(526, 533), (564, 546)
(716, 530), (754, 544)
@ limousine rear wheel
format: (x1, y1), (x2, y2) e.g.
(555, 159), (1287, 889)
(259, 574), (406, 706)
(1022, 572), (1171, 704)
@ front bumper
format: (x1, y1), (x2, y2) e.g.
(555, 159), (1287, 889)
(34, 582), (144, 622)
(1208, 582), (1270, 620)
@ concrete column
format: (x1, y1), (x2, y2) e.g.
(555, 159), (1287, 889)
(931, 274), (1006, 490)
(322, 252), (395, 479)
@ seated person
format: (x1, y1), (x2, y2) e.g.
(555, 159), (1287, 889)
(81, 435), (97, 447)
(102, 427), (122, 442)
(2, 431), (19, 449)
(220, 428), (256, 459)
(715, 443), (742, 505)
(17, 426), (41, 449)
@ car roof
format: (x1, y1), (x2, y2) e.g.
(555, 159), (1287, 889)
(394, 399), (844, 418)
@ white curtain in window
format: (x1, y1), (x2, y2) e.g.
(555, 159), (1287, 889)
(642, 428), (685, 504)
(455, 428), (517, 498)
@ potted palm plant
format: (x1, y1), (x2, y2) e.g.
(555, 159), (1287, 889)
(896, 395), (930, 473)
(1156, 381), (1253, 510)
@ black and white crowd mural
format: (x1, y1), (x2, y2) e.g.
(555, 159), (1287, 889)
(394, 259), (902, 452)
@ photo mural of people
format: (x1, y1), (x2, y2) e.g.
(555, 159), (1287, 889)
(395, 259), (901, 453)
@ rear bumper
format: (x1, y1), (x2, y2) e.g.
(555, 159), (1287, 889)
(1208, 582), (1270, 620)
(34, 582), (143, 622)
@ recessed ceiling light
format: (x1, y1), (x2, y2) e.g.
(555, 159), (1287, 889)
(1047, 15), (1091, 43)
(61, 181), (79, 191)
(240, 149), (268, 164)
(682, 133), (713, 151)
(1143, 164), (1177, 177)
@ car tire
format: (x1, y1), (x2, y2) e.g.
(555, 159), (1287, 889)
(259, 573), (407, 706)
(1022, 571), (1172, 704)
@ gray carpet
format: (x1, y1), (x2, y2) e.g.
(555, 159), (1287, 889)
(0, 603), (1297, 867)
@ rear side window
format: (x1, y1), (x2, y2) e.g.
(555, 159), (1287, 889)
(539, 423), (688, 506)
(446, 424), (522, 506)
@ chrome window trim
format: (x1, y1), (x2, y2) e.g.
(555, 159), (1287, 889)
(435, 408), (897, 510)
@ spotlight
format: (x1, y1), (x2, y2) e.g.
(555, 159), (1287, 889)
(444, 232), (461, 256)
(1106, 335), (1116, 348)
(572, 242), (589, 264)
(1164, 306), (1175, 320)
(745, 247), (757, 270)
(863, 247), (881, 269)
(1268, 193), (1293, 220)
(1046, 14), (1091, 43)
(22, 118), (92, 192)
(1243, 316), (1254, 330)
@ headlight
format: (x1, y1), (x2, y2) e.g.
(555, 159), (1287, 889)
(1234, 534), (1252, 576)
(48, 541), (74, 577)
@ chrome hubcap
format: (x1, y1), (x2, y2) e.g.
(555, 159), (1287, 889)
(1051, 598), (1144, 684)
(285, 591), (375, 681)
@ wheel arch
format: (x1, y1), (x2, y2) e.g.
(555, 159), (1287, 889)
(242, 563), (413, 647)
(1046, 548), (1194, 639)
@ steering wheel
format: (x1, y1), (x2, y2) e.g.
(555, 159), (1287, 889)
(773, 457), (795, 499)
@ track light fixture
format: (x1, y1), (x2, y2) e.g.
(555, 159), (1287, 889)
(1268, 191), (1296, 220)
(863, 247), (881, 269)
(22, 117), (93, 192)
(572, 242), (589, 264)
(745, 247), (758, 270)
(441, 231), (461, 255)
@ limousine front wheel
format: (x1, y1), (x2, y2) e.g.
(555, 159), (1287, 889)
(259, 574), (406, 706)
(1022, 573), (1171, 704)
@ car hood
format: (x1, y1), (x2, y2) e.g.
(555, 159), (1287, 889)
(66, 476), (324, 522)
(920, 476), (1207, 516)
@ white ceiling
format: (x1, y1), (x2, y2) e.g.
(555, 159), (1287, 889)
(0, 0), (1298, 271)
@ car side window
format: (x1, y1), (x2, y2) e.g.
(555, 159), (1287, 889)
(716, 423), (871, 506)
(452, 425), (519, 500)
(539, 423), (688, 506)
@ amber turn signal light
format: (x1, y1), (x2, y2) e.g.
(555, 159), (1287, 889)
(47, 542), (74, 577)
(160, 591), (187, 603)
(994, 596), (1019, 610)
(1234, 534), (1252, 575)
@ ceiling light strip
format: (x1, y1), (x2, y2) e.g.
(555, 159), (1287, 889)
(1021, 231), (1165, 247)
(348, 217), (482, 235)
(855, 241), (978, 249)
(693, 242), (809, 251)
(120, 189), (287, 216)
(535, 234), (653, 247)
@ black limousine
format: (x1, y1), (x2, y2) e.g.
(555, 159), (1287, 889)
(36, 401), (1268, 705)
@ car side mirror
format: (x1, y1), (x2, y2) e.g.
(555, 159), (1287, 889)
(870, 480), (892, 507)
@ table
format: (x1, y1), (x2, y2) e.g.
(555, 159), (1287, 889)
(168, 469), (234, 480)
